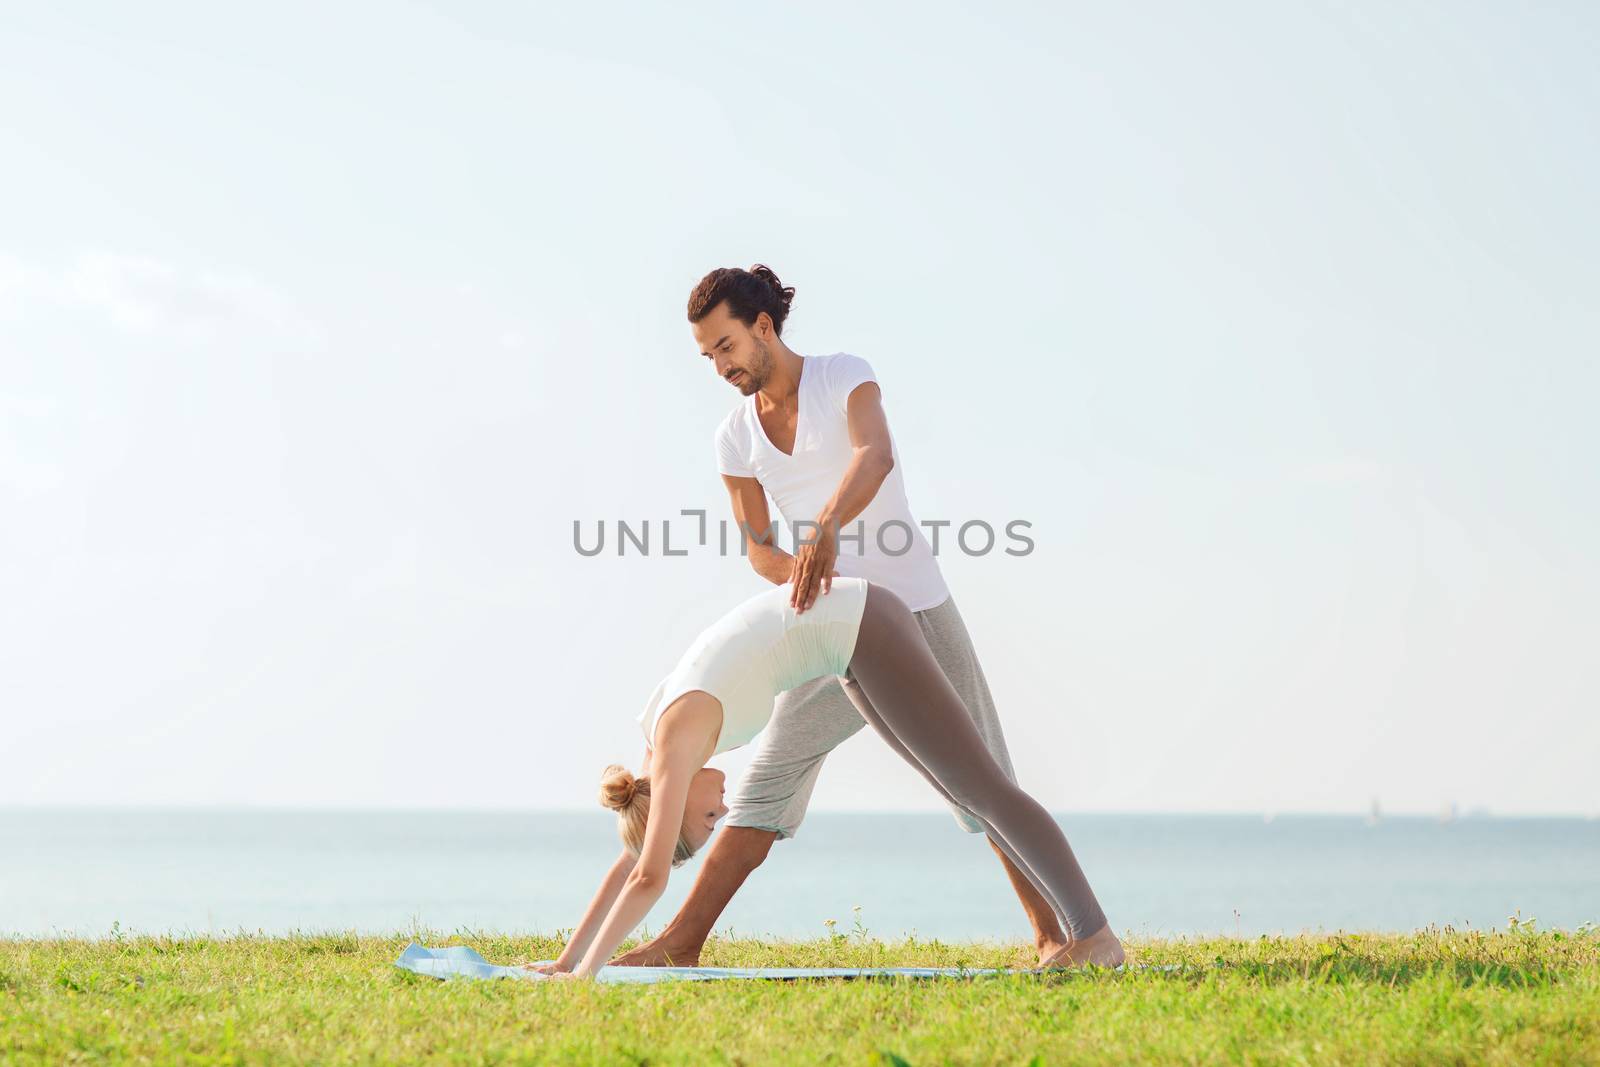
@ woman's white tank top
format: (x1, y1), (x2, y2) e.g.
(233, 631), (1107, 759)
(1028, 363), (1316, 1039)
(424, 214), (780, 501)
(637, 577), (871, 756)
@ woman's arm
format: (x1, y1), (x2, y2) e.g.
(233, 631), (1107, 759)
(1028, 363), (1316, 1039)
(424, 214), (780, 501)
(544, 747), (658, 971)
(547, 847), (637, 972)
(570, 717), (714, 977)
(570, 760), (689, 974)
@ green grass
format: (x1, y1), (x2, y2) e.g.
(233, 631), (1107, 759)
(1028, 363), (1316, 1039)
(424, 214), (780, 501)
(3, 921), (1598, 1065)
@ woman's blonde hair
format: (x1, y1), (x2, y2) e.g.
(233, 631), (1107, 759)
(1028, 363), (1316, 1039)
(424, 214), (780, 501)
(599, 764), (697, 867)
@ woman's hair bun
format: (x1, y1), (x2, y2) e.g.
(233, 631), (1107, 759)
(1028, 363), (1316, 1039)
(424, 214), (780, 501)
(598, 764), (638, 812)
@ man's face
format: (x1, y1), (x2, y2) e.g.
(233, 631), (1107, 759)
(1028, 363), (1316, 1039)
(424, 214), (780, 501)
(694, 302), (773, 396)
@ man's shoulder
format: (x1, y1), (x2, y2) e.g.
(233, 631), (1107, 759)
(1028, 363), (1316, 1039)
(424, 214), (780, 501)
(814, 349), (873, 375)
(813, 350), (861, 371)
(811, 351), (877, 403)
(715, 401), (750, 440)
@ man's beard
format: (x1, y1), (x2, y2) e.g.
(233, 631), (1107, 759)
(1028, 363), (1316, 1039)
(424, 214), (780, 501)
(739, 338), (774, 394)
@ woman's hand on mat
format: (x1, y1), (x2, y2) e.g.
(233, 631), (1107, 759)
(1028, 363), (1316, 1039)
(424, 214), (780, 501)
(521, 962), (562, 975)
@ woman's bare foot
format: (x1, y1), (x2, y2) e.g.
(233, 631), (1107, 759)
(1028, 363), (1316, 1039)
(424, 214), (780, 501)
(1039, 924), (1125, 971)
(1036, 936), (1073, 968)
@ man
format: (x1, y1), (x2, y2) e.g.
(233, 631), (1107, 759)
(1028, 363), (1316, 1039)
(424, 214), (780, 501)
(612, 263), (1072, 966)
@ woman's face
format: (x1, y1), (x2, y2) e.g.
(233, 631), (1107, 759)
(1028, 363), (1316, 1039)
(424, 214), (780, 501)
(681, 767), (729, 851)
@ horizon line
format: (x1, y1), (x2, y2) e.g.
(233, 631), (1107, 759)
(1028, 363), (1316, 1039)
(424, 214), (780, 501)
(3, 804), (1598, 820)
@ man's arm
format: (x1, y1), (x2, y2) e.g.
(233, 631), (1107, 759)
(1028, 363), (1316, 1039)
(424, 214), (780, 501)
(791, 381), (895, 612)
(720, 473), (796, 586)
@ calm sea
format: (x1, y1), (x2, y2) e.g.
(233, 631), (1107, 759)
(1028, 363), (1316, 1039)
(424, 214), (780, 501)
(3, 810), (1595, 942)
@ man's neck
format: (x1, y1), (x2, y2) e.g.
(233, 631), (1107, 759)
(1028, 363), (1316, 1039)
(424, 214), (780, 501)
(759, 345), (804, 406)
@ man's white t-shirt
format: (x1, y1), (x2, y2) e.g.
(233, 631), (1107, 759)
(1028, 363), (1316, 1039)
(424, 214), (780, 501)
(714, 352), (951, 613)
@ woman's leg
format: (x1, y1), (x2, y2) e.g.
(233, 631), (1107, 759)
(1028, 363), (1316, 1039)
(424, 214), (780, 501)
(844, 583), (1111, 943)
(838, 669), (1073, 937)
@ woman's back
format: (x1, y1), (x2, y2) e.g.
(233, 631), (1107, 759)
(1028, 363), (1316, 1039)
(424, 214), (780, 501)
(638, 577), (871, 755)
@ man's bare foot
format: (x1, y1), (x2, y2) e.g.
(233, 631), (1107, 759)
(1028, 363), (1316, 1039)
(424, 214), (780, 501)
(1039, 924), (1125, 971)
(609, 938), (703, 968)
(1036, 936), (1073, 968)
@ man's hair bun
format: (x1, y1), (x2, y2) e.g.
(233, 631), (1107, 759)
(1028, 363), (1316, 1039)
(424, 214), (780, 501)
(748, 263), (795, 311)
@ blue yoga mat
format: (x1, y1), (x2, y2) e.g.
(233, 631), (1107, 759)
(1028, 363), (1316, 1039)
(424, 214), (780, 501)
(395, 942), (1015, 983)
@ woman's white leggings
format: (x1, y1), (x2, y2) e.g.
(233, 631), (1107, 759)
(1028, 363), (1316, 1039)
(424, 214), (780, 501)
(843, 582), (1109, 942)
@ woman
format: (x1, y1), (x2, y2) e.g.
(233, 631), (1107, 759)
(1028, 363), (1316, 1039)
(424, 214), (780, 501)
(537, 577), (1124, 978)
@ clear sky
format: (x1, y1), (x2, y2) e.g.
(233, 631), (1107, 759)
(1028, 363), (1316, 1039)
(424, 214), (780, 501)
(3, 2), (1595, 816)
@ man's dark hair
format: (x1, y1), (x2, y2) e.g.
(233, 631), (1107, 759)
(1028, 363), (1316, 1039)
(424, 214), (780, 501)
(687, 264), (796, 337)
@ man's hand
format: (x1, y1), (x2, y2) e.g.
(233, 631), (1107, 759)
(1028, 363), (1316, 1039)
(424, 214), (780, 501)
(790, 514), (840, 614)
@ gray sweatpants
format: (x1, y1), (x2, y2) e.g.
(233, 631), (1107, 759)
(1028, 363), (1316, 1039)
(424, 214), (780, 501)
(723, 592), (1017, 840)
(844, 582), (1109, 941)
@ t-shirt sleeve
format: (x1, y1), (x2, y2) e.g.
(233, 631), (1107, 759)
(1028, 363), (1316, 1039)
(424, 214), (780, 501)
(825, 353), (878, 416)
(714, 413), (755, 478)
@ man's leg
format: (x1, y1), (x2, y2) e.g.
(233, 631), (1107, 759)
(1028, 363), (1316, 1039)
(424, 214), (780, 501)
(609, 825), (776, 966)
(611, 673), (867, 966)
(914, 595), (1071, 963)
